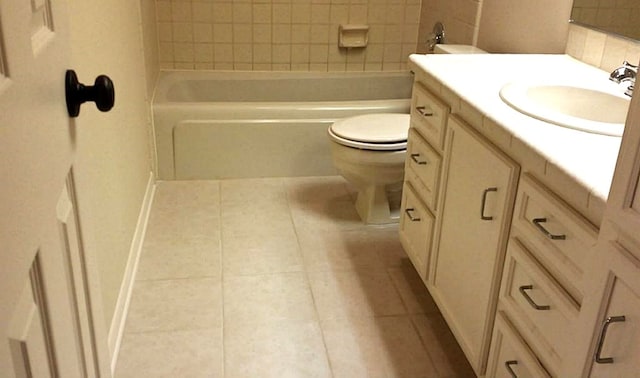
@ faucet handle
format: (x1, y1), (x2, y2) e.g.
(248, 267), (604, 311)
(623, 61), (638, 71)
(625, 84), (634, 97)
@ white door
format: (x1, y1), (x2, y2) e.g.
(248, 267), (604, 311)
(0, 0), (107, 376)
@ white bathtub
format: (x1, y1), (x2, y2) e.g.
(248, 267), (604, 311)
(153, 70), (412, 180)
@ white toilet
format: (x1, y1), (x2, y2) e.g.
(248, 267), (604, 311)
(328, 113), (411, 224)
(327, 44), (486, 225)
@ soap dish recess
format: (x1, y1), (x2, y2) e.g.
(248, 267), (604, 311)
(338, 24), (369, 48)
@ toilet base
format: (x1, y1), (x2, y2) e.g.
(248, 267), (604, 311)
(354, 184), (402, 225)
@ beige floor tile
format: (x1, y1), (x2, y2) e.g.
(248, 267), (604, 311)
(151, 181), (221, 226)
(321, 315), (438, 378)
(119, 177), (474, 377)
(222, 228), (303, 277)
(223, 272), (317, 326)
(411, 314), (476, 378)
(220, 180), (294, 232)
(154, 180), (220, 208)
(221, 203), (293, 234)
(145, 196), (221, 241)
(290, 196), (366, 232)
(137, 234), (221, 280)
(308, 269), (407, 321)
(321, 317), (391, 377)
(125, 278), (223, 333)
(284, 176), (353, 205)
(220, 177), (287, 205)
(115, 327), (223, 378)
(298, 225), (406, 271)
(387, 261), (440, 315)
(369, 226), (408, 268)
(224, 319), (331, 378)
(297, 228), (387, 272)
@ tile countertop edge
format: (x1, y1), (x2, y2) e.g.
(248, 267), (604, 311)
(408, 53), (623, 213)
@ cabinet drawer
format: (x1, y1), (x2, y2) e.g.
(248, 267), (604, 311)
(399, 181), (434, 278)
(513, 174), (598, 303)
(487, 311), (551, 378)
(501, 238), (579, 374)
(410, 82), (449, 151)
(405, 128), (441, 211)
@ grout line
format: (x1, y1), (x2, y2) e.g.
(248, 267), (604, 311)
(284, 177), (336, 377)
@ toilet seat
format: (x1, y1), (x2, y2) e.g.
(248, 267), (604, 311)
(328, 113), (411, 151)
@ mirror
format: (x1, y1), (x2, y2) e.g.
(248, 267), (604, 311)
(571, 1), (640, 41)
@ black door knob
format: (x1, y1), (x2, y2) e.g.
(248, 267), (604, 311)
(65, 69), (115, 117)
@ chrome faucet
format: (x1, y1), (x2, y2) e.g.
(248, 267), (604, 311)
(610, 61), (637, 97)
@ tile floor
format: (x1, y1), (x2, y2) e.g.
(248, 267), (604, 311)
(115, 176), (475, 378)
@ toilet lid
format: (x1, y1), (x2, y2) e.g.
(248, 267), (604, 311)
(330, 114), (411, 144)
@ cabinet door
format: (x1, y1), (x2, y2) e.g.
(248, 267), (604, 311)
(586, 241), (640, 377)
(429, 116), (520, 375)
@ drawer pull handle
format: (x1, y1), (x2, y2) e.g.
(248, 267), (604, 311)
(519, 285), (550, 310)
(416, 105), (434, 117)
(505, 360), (518, 378)
(532, 217), (566, 240)
(405, 208), (421, 222)
(480, 187), (498, 221)
(594, 315), (626, 364)
(410, 153), (428, 165)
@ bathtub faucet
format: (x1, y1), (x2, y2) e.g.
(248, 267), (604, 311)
(610, 61), (637, 97)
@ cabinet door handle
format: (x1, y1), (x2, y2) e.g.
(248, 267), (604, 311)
(519, 285), (550, 310)
(480, 187), (498, 221)
(416, 105), (434, 117)
(594, 315), (626, 364)
(532, 218), (566, 240)
(505, 360), (518, 378)
(410, 153), (428, 165)
(405, 208), (421, 222)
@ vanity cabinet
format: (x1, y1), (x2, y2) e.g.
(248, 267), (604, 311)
(399, 81), (448, 283)
(428, 115), (519, 374)
(402, 55), (639, 376)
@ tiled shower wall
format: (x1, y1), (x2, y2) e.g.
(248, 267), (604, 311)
(156, 0), (421, 71)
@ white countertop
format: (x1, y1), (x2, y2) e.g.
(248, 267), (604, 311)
(409, 53), (623, 201)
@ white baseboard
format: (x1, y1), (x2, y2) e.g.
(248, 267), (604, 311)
(108, 172), (156, 374)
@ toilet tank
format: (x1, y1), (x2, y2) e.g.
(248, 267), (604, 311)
(433, 44), (487, 54)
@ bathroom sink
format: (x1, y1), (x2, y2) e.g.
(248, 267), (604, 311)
(499, 83), (630, 136)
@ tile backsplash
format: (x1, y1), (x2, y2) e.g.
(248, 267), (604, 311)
(566, 23), (640, 72)
(156, 0), (421, 71)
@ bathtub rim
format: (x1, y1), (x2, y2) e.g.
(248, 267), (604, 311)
(153, 69), (414, 104)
